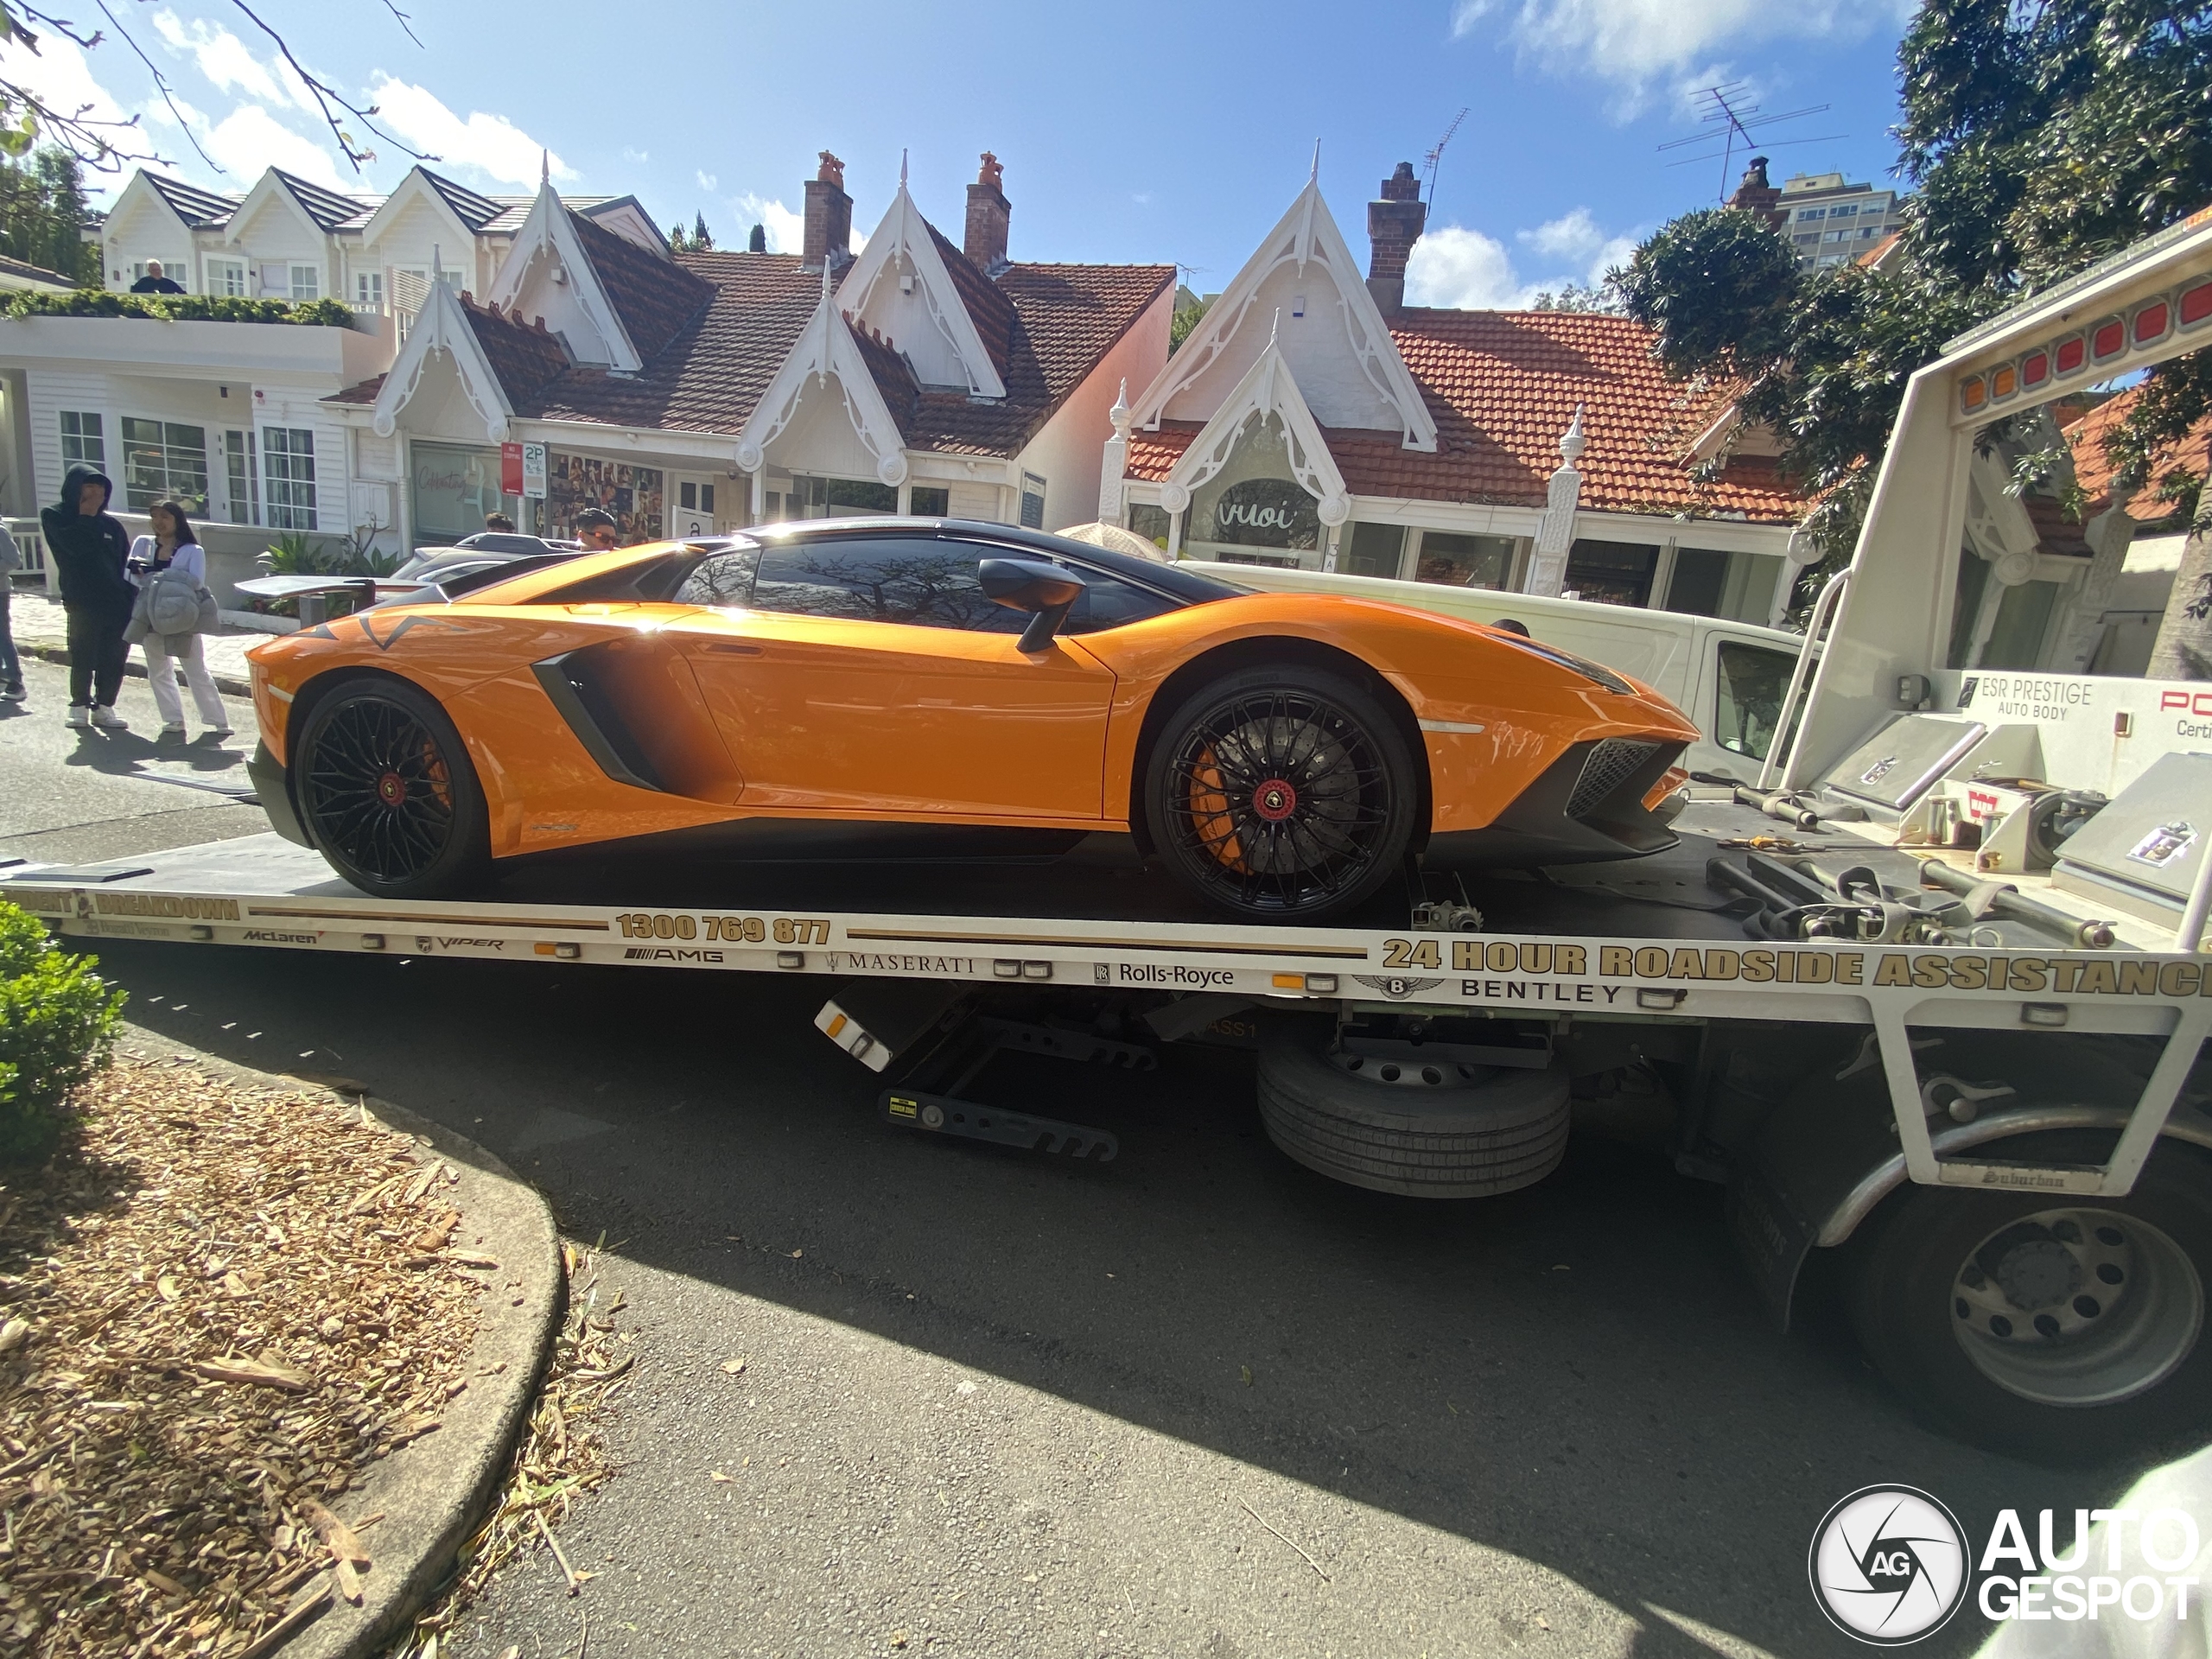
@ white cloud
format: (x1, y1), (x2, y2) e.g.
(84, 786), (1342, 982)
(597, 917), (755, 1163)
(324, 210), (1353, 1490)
(149, 11), (312, 112)
(365, 75), (572, 188)
(1517, 207), (1638, 285)
(622, 146), (650, 163)
(0, 29), (134, 134)
(203, 104), (347, 190)
(1410, 208), (1642, 308)
(1452, 0), (1893, 105)
(696, 169), (717, 193)
(734, 193), (804, 255)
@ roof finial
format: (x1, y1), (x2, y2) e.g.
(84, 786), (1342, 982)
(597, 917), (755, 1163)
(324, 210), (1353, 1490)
(1560, 404), (1586, 464)
(1310, 139), (1321, 183)
(1269, 306), (1281, 346)
(540, 149), (549, 187)
(1109, 377), (1130, 434)
(900, 148), (909, 189)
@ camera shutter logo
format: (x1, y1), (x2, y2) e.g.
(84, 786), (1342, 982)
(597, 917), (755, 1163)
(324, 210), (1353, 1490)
(1808, 1486), (1969, 1645)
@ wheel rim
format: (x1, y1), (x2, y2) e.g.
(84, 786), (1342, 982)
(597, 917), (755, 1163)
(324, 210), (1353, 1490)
(302, 696), (458, 883)
(1166, 688), (1395, 912)
(1949, 1205), (2203, 1407)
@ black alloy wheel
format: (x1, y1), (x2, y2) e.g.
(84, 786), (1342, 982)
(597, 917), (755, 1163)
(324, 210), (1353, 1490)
(1146, 666), (1417, 922)
(296, 679), (489, 899)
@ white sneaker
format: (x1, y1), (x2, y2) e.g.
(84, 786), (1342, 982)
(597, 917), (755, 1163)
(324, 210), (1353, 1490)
(91, 705), (128, 730)
(66, 704), (90, 728)
(161, 722), (188, 736)
(1, 684), (23, 702)
(204, 728), (233, 740)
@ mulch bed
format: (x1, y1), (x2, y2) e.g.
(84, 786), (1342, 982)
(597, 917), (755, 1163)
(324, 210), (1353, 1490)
(0, 1052), (489, 1656)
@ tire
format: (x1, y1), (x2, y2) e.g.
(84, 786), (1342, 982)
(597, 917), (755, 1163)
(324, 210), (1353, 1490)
(1144, 665), (1418, 923)
(294, 677), (491, 899)
(1256, 1017), (1570, 1198)
(1843, 1132), (2212, 1463)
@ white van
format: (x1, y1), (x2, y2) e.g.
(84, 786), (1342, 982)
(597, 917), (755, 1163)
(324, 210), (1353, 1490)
(1215, 562), (1805, 783)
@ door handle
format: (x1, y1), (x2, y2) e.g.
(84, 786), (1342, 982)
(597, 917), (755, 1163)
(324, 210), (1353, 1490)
(698, 642), (763, 656)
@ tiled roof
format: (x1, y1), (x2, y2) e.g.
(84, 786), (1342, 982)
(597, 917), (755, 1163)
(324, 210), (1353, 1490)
(2063, 385), (2212, 524)
(925, 222), (1016, 381)
(1128, 308), (1805, 524)
(418, 168), (506, 232)
(142, 173), (239, 228)
(850, 323), (919, 431)
(0, 251), (76, 289)
(463, 297), (573, 408)
(270, 168), (377, 232)
(569, 209), (713, 362)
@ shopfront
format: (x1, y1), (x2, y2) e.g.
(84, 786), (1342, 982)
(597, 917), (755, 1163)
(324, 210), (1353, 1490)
(1184, 416), (1322, 567)
(410, 442), (519, 546)
(545, 451), (664, 544)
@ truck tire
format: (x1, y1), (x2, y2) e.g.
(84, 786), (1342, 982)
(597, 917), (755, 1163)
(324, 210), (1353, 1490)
(1843, 1131), (2212, 1463)
(1255, 1018), (1569, 1198)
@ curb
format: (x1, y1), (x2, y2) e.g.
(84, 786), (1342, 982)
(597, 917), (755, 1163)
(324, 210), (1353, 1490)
(114, 1025), (563, 1659)
(20, 640), (253, 697)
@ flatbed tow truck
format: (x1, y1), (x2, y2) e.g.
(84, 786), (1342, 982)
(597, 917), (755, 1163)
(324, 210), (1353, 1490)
(10, 213), (2212, 1460)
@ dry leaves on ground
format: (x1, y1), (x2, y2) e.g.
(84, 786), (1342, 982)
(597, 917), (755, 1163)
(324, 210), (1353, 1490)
(392, 1237), (633, 1656)
(0, 1055), (486, 1656)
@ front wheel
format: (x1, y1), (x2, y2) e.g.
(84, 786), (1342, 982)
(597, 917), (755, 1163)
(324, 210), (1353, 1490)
(1144, 666), (1418, 923)
(1843, 1133), (2212, 1463)
(295, 677), (491, 899)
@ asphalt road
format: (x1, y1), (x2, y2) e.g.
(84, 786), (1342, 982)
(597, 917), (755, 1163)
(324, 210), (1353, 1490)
(0, 651), (2152, 1658)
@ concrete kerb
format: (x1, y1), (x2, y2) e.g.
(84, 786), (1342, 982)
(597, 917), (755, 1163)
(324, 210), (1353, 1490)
(114, 1024), (563, 1659)
(19, 641), (253, 698)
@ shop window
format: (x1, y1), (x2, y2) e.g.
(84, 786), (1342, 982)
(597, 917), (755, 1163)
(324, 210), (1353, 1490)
(1414, 531), (1515, 588)
(548, 452), (664, 543)
(791, 475), (897, 518)
(60, 410), (105, 470)
(120, 417), (209, 512)
(1020, 472), (1047, 530)
(1341, 523), (1405, 579)
(410, 442), (521, 544)
(1126, 503), (1171, 550)
(909, 486), (950, 518)
(1563, 540), (1659, 607)
(1713, 642), (1798, 763)
(262, 427), (319, 530)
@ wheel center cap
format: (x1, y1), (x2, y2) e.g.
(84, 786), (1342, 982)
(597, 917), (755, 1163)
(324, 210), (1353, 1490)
(376, 771), (406, 807)
(1253, 779), (1298, 823)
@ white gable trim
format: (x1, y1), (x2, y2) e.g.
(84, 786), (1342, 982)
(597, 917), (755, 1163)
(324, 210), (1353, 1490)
(359, 167), (476, 252)
(486, 180), (643, 372)
(734, 270), (909, 487)
(836, 177), (1007, 399)
(1161, 335), (1348, 524)
(223, 169), (330, 248)
(107, 173), (197, 242)
(370, 280), (514, 443)
(1130, 177), (1435, 453)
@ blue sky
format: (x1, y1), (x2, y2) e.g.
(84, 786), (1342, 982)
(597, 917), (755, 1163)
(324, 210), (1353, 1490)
(5, 0), (1916, 303)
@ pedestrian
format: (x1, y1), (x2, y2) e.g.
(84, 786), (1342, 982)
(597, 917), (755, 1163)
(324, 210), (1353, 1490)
(574, 507), (620, 550)
(129, 260), (186, 295)
(0, 520), (23, 702)
(484, 512), (516, 532)
(127, 499), (230, 740)
(40, 463), (133, 729)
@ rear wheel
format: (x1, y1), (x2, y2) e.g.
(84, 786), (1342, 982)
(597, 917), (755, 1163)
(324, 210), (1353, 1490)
(295, 678), (490, 899)
(1843, 1133), (2212, 1462)
(1144, 666), (1417, 923)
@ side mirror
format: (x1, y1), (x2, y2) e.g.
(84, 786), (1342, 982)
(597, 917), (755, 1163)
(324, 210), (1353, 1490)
(979, 557), (1086, 653)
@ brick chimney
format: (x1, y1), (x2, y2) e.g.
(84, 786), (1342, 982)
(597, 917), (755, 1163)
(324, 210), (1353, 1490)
(803, 150), (852, 272)
(1366, 162), (1427, 315)
(964, 151), (1009, 275)
(1727, 156), (1785, 229)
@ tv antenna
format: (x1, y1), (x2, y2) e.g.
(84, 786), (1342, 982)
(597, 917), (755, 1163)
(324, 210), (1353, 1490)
(1657, 83), (1843, 200)
(1423, 107), (1470, 203)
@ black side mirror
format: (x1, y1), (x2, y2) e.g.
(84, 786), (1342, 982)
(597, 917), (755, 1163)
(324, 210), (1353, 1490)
(979, 557), (1086, 653)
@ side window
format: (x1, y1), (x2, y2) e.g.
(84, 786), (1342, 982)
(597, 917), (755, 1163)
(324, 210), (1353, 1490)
(749, 536), (1184, 635)
(671, 548), (760, 608)
(1063, 567), (1177, 633)
(1713, 641), (1798, 762)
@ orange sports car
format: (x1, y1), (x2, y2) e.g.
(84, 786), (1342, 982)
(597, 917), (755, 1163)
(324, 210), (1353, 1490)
(244, 519), (1699, 922)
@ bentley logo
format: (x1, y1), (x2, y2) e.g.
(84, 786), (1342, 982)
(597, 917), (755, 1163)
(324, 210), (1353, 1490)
(1353, 975), (1446, 1000)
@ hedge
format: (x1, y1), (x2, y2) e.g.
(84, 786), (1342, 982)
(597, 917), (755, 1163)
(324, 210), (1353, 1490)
(1, 289), (356, 327)
(0, 903), (127, 1161)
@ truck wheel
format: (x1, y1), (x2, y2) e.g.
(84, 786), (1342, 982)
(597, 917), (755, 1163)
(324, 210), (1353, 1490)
(1843, 1133), (2212, 1462)
(1144, 666), (1417, 924)
(1255, 1018), (1569, 1198)
(296, 678), (491, 899)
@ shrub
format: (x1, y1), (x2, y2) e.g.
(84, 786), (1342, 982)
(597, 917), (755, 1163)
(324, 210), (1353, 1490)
(0, 904), (127, 1162)
(0, 289), (355, 327)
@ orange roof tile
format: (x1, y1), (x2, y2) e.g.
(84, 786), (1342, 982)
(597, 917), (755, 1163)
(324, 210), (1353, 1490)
(2063, 385), (2212, 521)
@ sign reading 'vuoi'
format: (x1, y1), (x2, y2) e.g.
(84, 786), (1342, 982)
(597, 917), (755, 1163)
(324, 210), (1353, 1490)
(1210, 478), (1319, 549)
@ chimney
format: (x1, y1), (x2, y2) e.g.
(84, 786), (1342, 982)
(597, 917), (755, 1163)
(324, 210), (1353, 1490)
(1366, 162), (1426, 315)
(964, 151), (1009, 275)
(1727, 156), (1785, 229)
(803, 151), (852, 273)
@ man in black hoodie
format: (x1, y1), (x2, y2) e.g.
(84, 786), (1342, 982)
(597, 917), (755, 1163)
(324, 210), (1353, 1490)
(41, 464), (134, 728)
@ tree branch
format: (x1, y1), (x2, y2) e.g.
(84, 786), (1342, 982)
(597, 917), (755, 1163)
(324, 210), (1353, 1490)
(223, 0), (435, 173)
(90, 0), (221, 172)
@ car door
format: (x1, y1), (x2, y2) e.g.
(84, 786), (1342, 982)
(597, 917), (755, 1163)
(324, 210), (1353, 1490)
(669, 533), (1119, 821)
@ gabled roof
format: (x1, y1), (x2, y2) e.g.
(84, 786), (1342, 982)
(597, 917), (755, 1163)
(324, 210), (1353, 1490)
(567, 209), (711, 361)
(1163, 327), (1347, 514)
(0, 251), (76, 291)
(269, 168), (377, 232)
(927, 223), (1016, 380)
(834, 178), (1013, 398)
(139, 172), (239, 229)
(1127, 308), (1806, 524)
(418, 168), (506, 232)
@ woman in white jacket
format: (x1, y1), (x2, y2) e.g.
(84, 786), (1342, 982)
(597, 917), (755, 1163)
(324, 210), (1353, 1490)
(130, 499), (231, 739)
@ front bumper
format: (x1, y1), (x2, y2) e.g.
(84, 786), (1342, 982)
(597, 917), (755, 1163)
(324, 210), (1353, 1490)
(247, 740), (310, 847)
(1427, 735), (1687, 868)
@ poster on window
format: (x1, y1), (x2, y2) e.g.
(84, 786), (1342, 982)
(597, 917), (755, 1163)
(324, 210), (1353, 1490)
(546, 452), (664, 544)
